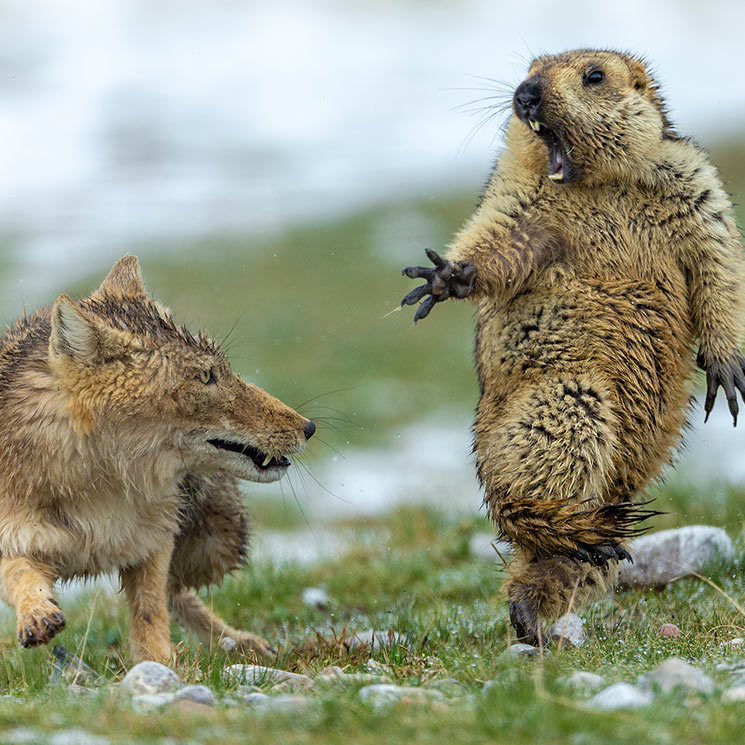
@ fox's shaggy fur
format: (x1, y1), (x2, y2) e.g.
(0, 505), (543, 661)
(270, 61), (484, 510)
(402, 50), (745, 642)
(0, 256), (314, 664)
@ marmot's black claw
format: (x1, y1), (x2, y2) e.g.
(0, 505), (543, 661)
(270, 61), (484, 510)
(401, 248), (476, 322)
(509, 600), (542, 645)
(697, 349), (745, 426)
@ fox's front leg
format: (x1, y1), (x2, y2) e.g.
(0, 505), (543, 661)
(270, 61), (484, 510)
(0, 557), (65, 647)
(121, 540), (175, 665)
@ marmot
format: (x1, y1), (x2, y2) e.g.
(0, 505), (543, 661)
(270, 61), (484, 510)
(401, 50), (745, 643)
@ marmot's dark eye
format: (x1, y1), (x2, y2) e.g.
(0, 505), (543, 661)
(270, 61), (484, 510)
(584, 69), (605, 86)
(196, 369), (217, 385)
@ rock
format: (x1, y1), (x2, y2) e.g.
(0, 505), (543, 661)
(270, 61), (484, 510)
(500, 643), (551, 660)
(243, 693), (313, 714)
(48, 730), (112, 745)
(468, 533), (514, 561)
(560, 671), (605, 693)
(547, 614), (585, 648)
(302, 587), (330, 610)
(314, 671), (392, 688)
(639, 657), (714, 695)
(50, 645), (99, 686)
(721, 638), (745, 651)
(218, 636), (238, 653)
(618, 526), (734, 588)
(723, 684), (745, 702)
(173, 685), (216, 707)
(358, 684), (447, 708)
(223, 665), (313, 691)
(658, 623), (681, 638)
(587, 682), (654, 710)
(120, 661), (180, 696)
(346, 630), (403, 651)
(130, 693), (177, 712)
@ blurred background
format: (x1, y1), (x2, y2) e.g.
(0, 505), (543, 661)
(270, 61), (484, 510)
(2, 0), (745, 558)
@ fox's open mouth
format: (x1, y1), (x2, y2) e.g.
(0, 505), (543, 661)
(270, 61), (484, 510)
(207, 438), (290, 471)
(527, 119), (568, 183)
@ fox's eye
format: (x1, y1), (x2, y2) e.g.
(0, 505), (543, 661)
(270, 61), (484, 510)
(196, 369), (216, 385)
(584, 69), (605, 86)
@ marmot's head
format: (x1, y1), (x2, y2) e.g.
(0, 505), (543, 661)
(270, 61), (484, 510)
(510, 50), (674, 185)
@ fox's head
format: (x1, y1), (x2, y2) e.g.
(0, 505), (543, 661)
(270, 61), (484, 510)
(47, 256), (314, 484)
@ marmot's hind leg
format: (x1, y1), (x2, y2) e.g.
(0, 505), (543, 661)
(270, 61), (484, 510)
(480, 376), (652, 640)
(169, 473), (274, 658)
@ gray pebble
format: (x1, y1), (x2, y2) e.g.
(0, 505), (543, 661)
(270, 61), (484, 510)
(639, 657), (714, 695)
(547, 614), (586, 648)
(359, 684), (446, 708)
(500, 643), (551, 660)
(173, 685), (216, 707)
(223, 665), (313, 691)
(560, 670), (605, 693)
(587, 682), (655, 710)
(619, 526), (734, 588)
(120, 661), (180, 696)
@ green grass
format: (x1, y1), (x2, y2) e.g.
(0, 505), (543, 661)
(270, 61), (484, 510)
(1, 503), (744, 744)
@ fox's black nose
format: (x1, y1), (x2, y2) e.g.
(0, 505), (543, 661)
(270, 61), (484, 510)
(304, 420), (316, 440)
(514, 78), (544, 120)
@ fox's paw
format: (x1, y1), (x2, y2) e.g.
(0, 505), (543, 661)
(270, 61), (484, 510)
(228, 631), (277, 659)
(18, 599), (66, 648)
(401, 248), (476, 322)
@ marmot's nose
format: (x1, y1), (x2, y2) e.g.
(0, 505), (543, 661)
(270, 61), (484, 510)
(303, 420), (316, 440)
(514, 78), (544, 119)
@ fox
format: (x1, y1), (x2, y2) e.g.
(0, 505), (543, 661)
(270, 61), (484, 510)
(0, 255), (316, 665)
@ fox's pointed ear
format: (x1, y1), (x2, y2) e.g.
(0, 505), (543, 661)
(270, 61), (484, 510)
(49, 295), (108, 365)
(93, 255), (146, 299)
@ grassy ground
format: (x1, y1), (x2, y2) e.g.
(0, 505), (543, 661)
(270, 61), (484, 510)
(0, 496), (743, 744)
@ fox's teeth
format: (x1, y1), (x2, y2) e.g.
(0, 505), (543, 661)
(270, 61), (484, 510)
(261, 454), (272, 467)
(529, 119), (541, 133)
(548, 173), (564, 182)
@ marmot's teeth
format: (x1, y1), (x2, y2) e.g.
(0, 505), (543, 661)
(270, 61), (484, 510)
(261, 454), (272, 467)
(548, 173), (564, 181)
(529, 119), (541, 133)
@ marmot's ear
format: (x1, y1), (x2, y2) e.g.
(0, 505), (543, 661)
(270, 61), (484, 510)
(49, 295), (125, 365)
(92, 255), (146, 300)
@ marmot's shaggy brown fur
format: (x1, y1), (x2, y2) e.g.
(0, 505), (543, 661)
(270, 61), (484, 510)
(401, 50), (745, 642)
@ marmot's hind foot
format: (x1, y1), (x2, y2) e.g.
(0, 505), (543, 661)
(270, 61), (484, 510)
(509, 600), (544, 646)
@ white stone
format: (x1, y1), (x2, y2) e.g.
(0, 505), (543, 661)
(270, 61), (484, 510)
(120, 662), (181, 696)
(587, 682), (654, 710)
(173, 685), (216, 707)
(723, 684), (745, 702)
(302, 587), (330, 610)
(560, 671), (605, 692)
(639, 657), (714, 695)
(130, 693), (177, 712)
(223, 665), (313, 691)
(619, 526), (734, 588)
(346, 630), (402, 651)
(48, 729), (112, 745)
(468, 533), (514, 561)
(547, 613), (586, 648)
(358, 684), (446, 708)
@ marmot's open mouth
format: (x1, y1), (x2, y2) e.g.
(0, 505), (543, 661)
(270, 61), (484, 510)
(207, 438), (291, 470)
(528, 119), (567, 183)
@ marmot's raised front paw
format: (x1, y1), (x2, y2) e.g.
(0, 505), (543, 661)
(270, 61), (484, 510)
(17, 599), (66, 648)
(401, 248), (476, 322)
(697, 349), (745, 426)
